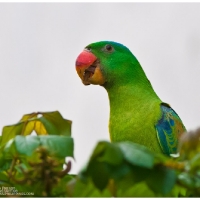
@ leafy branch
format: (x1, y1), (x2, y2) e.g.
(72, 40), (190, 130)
(0, 111), (73, 197)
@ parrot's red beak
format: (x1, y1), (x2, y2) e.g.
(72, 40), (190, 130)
(75, 50), (105, 85)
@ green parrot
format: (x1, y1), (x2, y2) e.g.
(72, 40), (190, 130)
(75, 41), (186, 156)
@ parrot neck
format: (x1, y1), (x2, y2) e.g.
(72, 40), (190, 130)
(105, 80), (161, 111)
(103, 63), (161, 105)
(103, 77), (162, 142)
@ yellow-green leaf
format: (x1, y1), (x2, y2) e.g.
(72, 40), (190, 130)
(20, 112), (38, 122)
(34, 120), (47, 135)
(0, 122), (24, 147)
(39, 111), (72, 136)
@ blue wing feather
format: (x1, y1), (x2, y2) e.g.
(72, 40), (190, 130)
(155, 103), (186, 155)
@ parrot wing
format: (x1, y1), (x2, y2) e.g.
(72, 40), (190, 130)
(155, 103), (186, 155)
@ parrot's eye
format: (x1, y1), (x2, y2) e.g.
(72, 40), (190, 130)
(85, 46), (91, 51)
(105, 44), (113, 52)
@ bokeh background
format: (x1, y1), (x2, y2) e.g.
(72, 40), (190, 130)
(0, 3), (200, 173)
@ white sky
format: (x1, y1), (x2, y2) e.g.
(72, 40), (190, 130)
(0, 3), (200, 173)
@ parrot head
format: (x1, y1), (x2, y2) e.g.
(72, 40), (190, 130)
(75, 41), (141, 87)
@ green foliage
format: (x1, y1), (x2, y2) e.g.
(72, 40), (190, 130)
(70, 129), (200, 197)
(0, 111), (200, 197)
(3, 135), (73, 158)
(177, 128), (200, 196)
(72, 141), (177, 197)
(0, 111), (73, 197)
(1, 111), (71, 147)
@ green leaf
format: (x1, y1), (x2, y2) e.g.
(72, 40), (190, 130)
(0, 153), (6, 169)
(85, 141), (126, 191)
(3, 139), (18, 159)
(25, 120), (46, 135)
(14, 135), (40, 156)
(170, 184), (187, 197)
(146, 165), (176, 195)
(52, 175), (76, 197)
(14, 163), (28, 173)
(130, 165), (152, 183)
(117, 141), (155, 169)
(3, 135), (74, 159)
(3, 135), (40, 158)
(178, 172), (200, 191)
(19, 112), (38, 122)
(188, 152), (200, 171)
(91, 141), (123, 165)
(0, 171), (9, 182)
(39, 135), (74, 158)
(0, 159), (12, 172)
(39, 111), (72, 136)
(1, 111), (72, 145)
(87, 160), (110, 191)
(116, 181), (156, 197)
(109, 162), (132, 180)
(0, 122), (24, 147)
(71, 177), (112, 197)
(178, 172), (195, 188)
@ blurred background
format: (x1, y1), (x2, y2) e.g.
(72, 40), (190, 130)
(0, 3), (200, 173)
